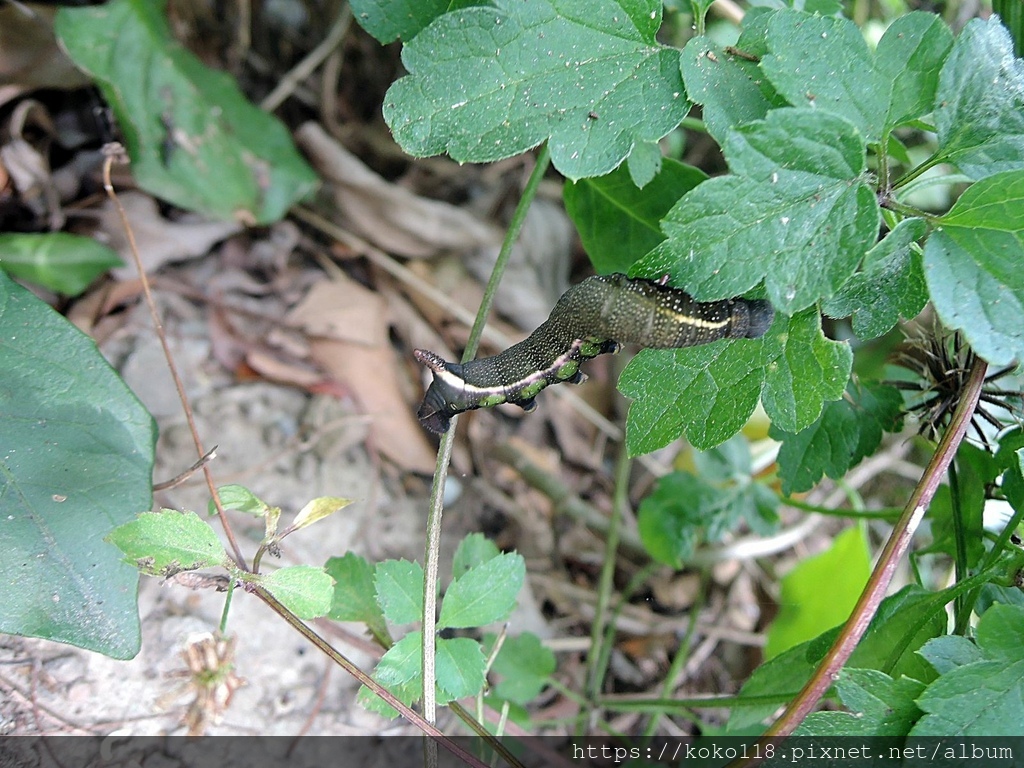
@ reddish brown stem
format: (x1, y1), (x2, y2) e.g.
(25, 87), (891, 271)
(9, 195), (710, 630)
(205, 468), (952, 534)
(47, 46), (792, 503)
(732, 355), (988, 762)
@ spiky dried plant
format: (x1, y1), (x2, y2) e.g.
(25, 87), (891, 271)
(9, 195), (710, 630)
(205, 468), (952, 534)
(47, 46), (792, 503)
(891, 323), (1022, 449)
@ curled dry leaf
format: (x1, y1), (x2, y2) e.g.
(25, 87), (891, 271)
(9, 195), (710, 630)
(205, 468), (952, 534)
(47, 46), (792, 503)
(288, 278), (436, 473)
(295, 122), (501, 258)
(98, 191), (242, 277)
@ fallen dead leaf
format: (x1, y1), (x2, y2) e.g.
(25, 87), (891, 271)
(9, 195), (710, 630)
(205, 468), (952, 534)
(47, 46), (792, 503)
(296, 122), (501, 258)
(288, 279), (436, 473)
(97, 191), (242, 278)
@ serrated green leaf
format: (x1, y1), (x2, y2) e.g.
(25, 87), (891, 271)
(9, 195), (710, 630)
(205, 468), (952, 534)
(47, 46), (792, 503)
(325, 552), (390, 645)
(563, 158), (706, 275)
(763, 12), (887, 141)
(438, 552), (524, 629)
(259, 565), (334, 620)
(765, 526), (871, 658)
(912, 604), (1024, 735)
(638, 438), (778, 566)
(485, 632), (556, 705)
(55, 0), (317, 224)
(361, 630), (423, 716)
(383, 0), (689, 180)
(771, 382), (904, 495)
(0, 233), (121, 296)
(761, 11), (952, 142)
(108, 510), (228, 576)
(290, 496), (354, 532)
(435, 636), (487, 701)
(874, 12), (954, 129)
(935, 17), (1024, 180)
(621, 309), (851, 454)
(823, 218), (928, 339)
(679, 36), (781, 147)
(350, 0), (471, 43)
(924, 170), (1024, 367)
(797, 669), (925, 736)
(212, 485), (270, 517)
(760, 309), (853, 432)
(633, 108), (878, 314)
(730, 585), (946, 729)
(374, 559), (424, 625)
(452, 532), (501, 579)
(919, 634), (985, 675)
(0, 272), (155, 658)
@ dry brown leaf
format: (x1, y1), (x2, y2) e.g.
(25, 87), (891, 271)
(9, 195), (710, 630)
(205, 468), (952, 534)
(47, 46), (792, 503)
(295, 122), (501, 258)
(97, 191), (243, 277)
(288, 279), (436, 473)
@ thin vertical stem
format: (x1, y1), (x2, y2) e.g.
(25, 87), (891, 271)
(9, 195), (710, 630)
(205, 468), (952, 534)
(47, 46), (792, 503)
(421, 146), (552, 725)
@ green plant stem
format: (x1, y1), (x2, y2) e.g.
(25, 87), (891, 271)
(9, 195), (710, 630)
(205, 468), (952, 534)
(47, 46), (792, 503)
(890, 151), (944, 191)
(250, 584), (491, 768)
(582, 442), (630, 730)
(643, 572), (707, 737)
(420, 145), (551, 726)
(218, 582), (234, 634)
(948, 459), (971, 635)
(782, 496), (902, 520)
(733, 354), (988, 756)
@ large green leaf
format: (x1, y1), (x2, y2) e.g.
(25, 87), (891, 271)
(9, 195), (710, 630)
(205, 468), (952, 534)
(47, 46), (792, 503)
(934, 16), (1024, 180)
(55, 0), (318, 225)
(632, 108), (878, 314)
(924, 170), (1024, 367)
(0, 271), (155, 659)
(621, 309), (851, 454)
(383, 0), (690, 180)
(563, 159), (706, 275)
(765, 526), (872, 658)
(761, 11), (952, 143)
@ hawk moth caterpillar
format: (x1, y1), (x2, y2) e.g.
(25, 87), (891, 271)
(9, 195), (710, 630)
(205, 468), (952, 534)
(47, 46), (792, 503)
(414, 273), (774, 434)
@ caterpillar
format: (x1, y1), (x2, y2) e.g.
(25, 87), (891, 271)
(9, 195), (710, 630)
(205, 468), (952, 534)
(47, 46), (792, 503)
(414, 273), (774, 433)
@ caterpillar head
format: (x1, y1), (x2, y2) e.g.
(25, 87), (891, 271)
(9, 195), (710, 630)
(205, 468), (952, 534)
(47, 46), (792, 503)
(413, 349), (476, 434)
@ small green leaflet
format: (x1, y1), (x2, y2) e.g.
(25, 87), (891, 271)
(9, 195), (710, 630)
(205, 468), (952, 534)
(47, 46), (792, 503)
(823, 218), (928, 339)
(485, 632), (556, 705)
(912, 604), (1024, 735)
(438, 552), (525, 629)
(0, 233), (121, 296)
(325, 552), (390, 646)
(108, 510), (228, 577)
(770, 382), (904, 495)
(258, 566), (334, 620)
(373, 559), (424, 625)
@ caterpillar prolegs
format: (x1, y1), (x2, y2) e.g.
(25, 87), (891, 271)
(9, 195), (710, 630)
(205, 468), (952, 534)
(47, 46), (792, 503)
(414, 273), (774, 434)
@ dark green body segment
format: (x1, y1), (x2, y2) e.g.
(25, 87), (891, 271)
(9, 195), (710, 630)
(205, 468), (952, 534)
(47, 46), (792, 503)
(416, 274), (774, 433)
